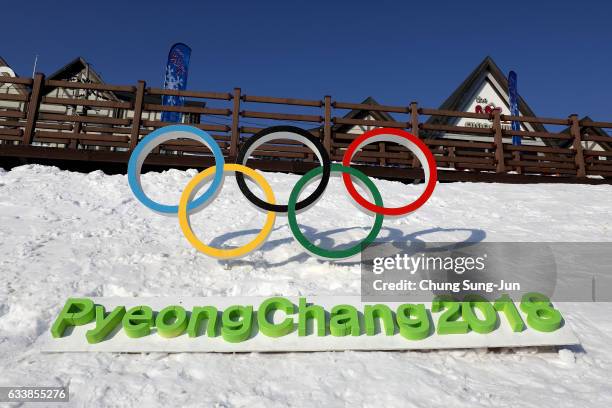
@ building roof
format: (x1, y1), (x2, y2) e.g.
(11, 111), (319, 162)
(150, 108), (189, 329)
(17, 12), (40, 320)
(0, 55), (28, 95)
(333, 96), (396, 133)
(424, 56), (551, 142)
(559, 116), (612, 151)
(43, 56), (119, 101)
(330, 57), (553, 146)
(0, 56), (10, 69)
(47, 56), (105, 83)
(45, 56), (203, 107)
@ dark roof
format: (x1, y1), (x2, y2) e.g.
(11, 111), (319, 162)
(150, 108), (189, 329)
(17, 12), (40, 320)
(0, 55), (28, 95)
(425, 56), (550, 141)
(0, 56), (10, 69)
(333, 96), (396, 133)
(45, 56), (203, 107)
(47, 56), (105, 83)
(44, 56), (114, 99)
(559, 116), (611, 151)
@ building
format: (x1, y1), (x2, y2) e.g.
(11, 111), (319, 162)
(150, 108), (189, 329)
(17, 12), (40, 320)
(1, 54), (610, 176)
(0, 56), (204, 150)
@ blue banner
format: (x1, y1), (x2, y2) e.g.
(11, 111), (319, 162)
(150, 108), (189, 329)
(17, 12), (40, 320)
(161, 43), (192, 123)
(508, 71), (521, 146)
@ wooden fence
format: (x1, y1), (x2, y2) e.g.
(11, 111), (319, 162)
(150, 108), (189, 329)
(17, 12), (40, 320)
(1, 73), (611, 184)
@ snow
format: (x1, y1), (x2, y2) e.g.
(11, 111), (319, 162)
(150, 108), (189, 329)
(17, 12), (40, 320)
(0, 164), (611, 407)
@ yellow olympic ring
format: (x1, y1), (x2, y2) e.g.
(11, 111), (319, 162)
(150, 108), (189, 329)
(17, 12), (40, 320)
(178, 164), (277, 259)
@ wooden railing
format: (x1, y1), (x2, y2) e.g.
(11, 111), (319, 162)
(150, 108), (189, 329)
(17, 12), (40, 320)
(1, 73), (611, 183)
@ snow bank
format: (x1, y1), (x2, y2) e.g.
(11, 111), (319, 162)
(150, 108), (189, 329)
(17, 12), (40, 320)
(0, 164), (611, 407)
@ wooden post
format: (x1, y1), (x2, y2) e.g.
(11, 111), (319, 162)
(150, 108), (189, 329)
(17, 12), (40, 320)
(229, 88), (241, 159)
(23, 73), (45, 145)
(379, 141), (386, 166)
(323, 95), (332, 155)
(513, 150), (522, 174)
(69, 121), (81, 149)
(129, 80), (146, 151)
(570, 114), (586, 177)
(448, 146), (456, 169)
(493, 109), (505, 173)
(410, 101), (420, 168)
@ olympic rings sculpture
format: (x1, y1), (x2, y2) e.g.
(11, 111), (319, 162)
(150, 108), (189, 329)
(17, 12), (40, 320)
(127, 124), (437, 260)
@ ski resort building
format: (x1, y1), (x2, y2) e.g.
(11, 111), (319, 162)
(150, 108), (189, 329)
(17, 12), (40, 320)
(0, 55), (610, 181)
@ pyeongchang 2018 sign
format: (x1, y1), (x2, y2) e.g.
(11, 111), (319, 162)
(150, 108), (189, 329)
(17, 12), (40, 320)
(42, 126), (580, 353)
(43, 295), (578, 353)
(126, 125), (438, 260)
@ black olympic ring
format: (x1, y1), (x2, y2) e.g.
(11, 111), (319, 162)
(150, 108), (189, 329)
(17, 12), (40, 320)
(235, 125), (331, 213)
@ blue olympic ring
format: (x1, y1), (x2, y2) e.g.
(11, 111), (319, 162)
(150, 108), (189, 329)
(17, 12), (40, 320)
(127, 125), (225, 214)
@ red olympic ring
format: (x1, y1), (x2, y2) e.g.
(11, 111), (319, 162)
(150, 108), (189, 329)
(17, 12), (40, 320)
(341, 128), (438, 216)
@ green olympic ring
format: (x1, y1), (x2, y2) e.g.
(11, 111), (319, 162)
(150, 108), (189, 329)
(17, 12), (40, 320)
(288, 163), (384, 260)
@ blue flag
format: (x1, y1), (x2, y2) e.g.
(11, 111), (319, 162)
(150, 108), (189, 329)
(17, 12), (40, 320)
(508, 71), (521, 146)
(161, 43), (192, 123)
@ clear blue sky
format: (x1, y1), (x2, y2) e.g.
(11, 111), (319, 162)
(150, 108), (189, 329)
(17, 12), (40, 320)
(1, 0), (610, 121)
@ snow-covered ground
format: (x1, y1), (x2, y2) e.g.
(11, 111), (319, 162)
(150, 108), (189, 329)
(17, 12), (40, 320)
(0, 164), (611, 407)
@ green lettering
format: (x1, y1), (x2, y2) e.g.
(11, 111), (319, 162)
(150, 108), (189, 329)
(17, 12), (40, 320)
(396, 303), (430, 340)
(364, 304), (395, 336)
(51, 298), (95, 338)
(257, 297), (295, 338)
(122, 306), (154, 338)
(298, 298), (326, 336)
(221, 305), (253, 343)
(187, 306), (218, 337)
(156, 305), (188, 338)
(330, 305), (360, 337)
(86, 305), (125, 344)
